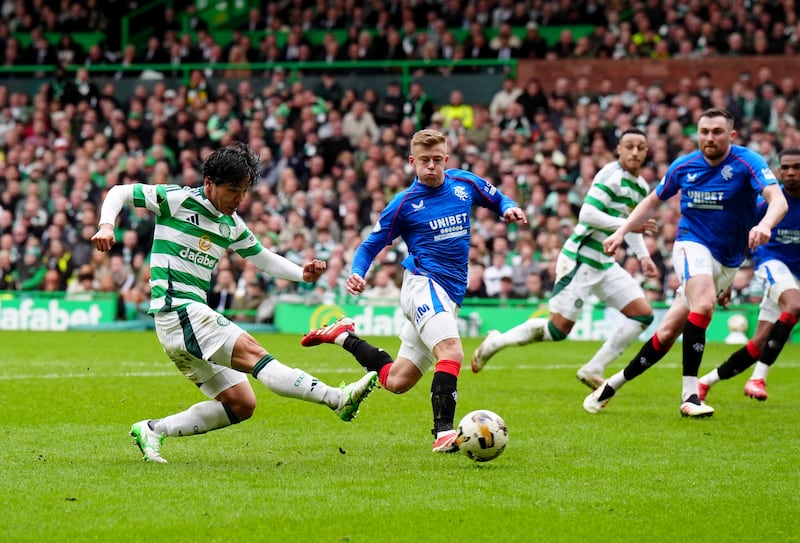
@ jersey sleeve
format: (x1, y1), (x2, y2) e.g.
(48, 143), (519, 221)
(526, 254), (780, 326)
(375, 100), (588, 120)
(746, 151), (778, 191)
(131, 183), (173, 217)
(351, 195), (404, 277)
(580, 171), (627, 231)
(467, 171), (518, 215)
(227, 216), (264, 257)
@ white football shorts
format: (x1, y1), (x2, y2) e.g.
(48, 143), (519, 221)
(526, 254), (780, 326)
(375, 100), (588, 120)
(396, 270), (460, 374)
(548, 253), (645, 322)
(754, 258), (800, 322)
(672, 241), (738, 303)
(154, 302), (249, 398)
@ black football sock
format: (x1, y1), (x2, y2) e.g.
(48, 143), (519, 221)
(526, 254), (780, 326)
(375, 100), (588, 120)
(760, 314), (798, 366)
(717, 342), (760, 380)
(343, 335), (393, 373)
(622, 334), (672, 381)
(682, 312), (711, 378)
(431, 370), (458, 435)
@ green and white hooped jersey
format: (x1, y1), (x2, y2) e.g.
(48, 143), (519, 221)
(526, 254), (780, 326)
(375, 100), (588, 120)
(561, 161), (649, 270)
(132, 183), (261, 313)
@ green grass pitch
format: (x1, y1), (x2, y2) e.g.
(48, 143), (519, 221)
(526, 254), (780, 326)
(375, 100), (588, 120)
(1, 330), (799, 542)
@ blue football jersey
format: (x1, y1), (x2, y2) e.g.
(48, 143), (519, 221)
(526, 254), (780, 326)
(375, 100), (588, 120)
(656, 144), (778, 267)
(753, 191), (800, 276)
(351, 168), (519, 305)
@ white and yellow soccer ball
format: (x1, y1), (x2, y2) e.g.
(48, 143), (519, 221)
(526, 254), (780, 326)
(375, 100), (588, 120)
(455, 409), (508, 462)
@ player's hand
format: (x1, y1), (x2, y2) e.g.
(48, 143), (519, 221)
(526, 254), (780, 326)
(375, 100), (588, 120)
(640, 256), (659, 278)
(630, 219), (658, 236)
(346, 273), (367, 295)
(603, 231), (624, 255)
(503, 207), (528, 225)
(302, 259), (326, 282)
(91, 224), (116, 252)
(748, 223), (771, 250)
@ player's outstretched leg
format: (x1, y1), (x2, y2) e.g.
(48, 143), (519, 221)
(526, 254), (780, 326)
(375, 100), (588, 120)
(472, 318), (557, 373)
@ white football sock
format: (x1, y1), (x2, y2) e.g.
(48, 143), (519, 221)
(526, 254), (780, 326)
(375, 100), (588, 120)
(489, 319), (553, 354)
(682, 376), (699, 401)
(699, 369), (720, 386)
(153, 400), (233, 437)
(606, 370), (628, 391)
(255, 359), (338, 407)
(583, 317), (645, 374)
(751, 361), (769, 380)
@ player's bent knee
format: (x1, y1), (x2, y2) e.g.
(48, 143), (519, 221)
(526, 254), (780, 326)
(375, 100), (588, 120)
(226, 400), (255, 422)
(384, 379), (412, 394)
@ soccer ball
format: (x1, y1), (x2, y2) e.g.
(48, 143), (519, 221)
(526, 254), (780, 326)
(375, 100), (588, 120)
(455, 410), (508, 462)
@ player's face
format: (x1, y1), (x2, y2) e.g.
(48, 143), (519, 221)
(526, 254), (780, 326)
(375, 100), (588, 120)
(697, 116), (734, 163)
(205, 178), (249, 216)
(409, 143), (448, 187)
(779, 154), (800, 196)
(616, 133), (647, 175)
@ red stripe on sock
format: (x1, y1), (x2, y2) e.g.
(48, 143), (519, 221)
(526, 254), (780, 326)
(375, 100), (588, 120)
(687, 311), (711, 329)
(779, 312), (799, 327)
(435, 359), (461, 378)
(378, 364), (392, 388)
(652, 333), (671, 353)
(746, 340), (762, 360)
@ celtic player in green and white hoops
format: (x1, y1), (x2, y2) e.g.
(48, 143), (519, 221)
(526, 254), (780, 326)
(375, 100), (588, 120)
(92, 142), (378, 463)
(471, 129), (658, 387)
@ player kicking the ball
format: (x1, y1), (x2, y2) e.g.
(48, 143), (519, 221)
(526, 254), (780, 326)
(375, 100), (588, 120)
(92, 142), (377, 463)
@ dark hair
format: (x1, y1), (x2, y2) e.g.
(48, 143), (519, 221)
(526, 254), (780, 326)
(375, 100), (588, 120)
(699, 108), (734, 129)
(779, 147), (800, 159)
(619, 127), (646, 139)
(202, 142), (259, 189)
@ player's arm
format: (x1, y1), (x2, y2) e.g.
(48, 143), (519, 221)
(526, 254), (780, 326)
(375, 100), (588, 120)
(247, 248), (326, 283)
(92, 184), (135, 252)
(603, 191), (661, 255)
(348, 201), (401, 295)
(749, 184), (788, 249)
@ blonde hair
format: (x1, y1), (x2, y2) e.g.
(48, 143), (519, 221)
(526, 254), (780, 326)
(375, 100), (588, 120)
(410, 128), (447, 153)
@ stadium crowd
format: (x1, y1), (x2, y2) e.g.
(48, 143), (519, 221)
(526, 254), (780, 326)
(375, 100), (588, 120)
(1, 1), (800, 321)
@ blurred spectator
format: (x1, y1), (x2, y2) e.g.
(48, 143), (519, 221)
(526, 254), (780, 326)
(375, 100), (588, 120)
(208, 268), (237, 314)
(61, 67), (100, 108)
(0, 249), (14, 289)
(231, 275), (268, 323)
(374, 80), (405, 128)
(16, 245), (46, 291)
(524, 272), (548, 304)
(402, 80), (434, 130)
(483, 251), (513, 297)
(342, 100), (380, 147)
(465, 264), (489, 298)
(439, 89), (474, 130)
(362, 267), (401, 304)
(490, 77), (523, 124)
